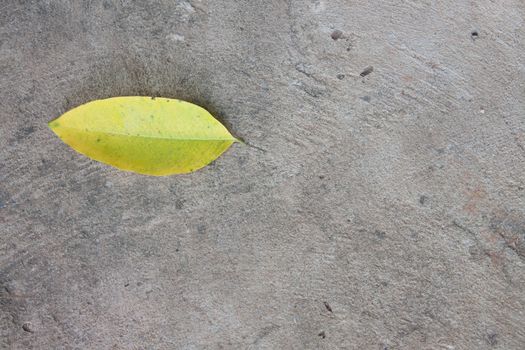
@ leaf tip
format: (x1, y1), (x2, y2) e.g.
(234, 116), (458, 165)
(47, 119), (60, 130)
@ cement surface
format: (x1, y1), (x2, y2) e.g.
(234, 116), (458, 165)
(1, 1), (524, 349)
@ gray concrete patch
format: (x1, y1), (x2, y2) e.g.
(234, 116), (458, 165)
(1, 0), (524, 349)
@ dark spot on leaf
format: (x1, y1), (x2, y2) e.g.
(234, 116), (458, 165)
(331, 30), (343, 40)
(324, 301), (333, 313)
(360, 66), (374, 77)
(471, 30), (479, 39)
(419, 195), (427, 205)
(318, 331), (326, 339)
(96, 138), (101, 143)
(124, 283), (130, 287)
(337, 74), (345, 80)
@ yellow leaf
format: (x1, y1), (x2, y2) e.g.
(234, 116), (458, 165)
(48, 96), (238, 176)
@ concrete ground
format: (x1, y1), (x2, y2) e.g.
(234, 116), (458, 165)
(1, 0), (524, 349)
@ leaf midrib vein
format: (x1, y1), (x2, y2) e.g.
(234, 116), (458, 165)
(57, 126), (235, 142)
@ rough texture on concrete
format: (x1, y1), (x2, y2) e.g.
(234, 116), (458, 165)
(1, 1), (524, 349)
